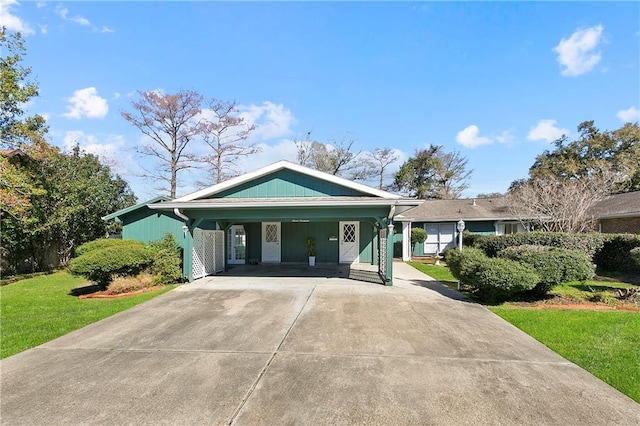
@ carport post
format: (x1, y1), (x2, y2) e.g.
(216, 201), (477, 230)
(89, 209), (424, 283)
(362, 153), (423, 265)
(386, 222), (394, 285)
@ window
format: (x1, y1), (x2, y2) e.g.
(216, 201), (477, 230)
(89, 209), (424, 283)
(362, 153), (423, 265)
(504, 223), (519, 234)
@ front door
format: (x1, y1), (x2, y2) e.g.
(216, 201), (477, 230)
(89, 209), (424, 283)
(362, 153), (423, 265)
(339, 221), (359, 264)
(228, 225), (246, 265)
(261, 222), (281, 263)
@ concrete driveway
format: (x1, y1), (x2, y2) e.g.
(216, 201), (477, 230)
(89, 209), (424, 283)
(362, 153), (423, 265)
(2, 263), (639, 425)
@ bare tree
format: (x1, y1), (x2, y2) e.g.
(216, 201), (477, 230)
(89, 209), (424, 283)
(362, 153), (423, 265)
(359, 148), (400, 189)
(121, 90), (204, 198)
(196, 99), (258, 184)
(295, 132), (369, 178)
(432, 150), (472, 199)
(507, 168), (624, 233)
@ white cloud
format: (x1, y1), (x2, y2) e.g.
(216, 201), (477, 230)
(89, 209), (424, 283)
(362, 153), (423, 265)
(36, 1), (46, 8)
(62, 130), (136, 176)
(39, 24), (47, 34)
(100, 26), (115, 33)
(0, 0), (34, 34)
(456, 125), (493, 148)
(238, 102), (295, 140)
(617, 106), (639, 123)
(495, 129), (515, 144)
(527, 119), (569, 143)
(553, 25), (604, 77)
(63, 87), (109, 119)
(56, 5), (90, 26)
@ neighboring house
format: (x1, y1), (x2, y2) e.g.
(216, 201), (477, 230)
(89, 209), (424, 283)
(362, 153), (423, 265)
(590, 191), (640, 234)
(104, 161), (421, 284)
(395, 197), (526, 259)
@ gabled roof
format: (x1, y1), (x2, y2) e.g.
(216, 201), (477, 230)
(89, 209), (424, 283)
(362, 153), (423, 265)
(173, 160), (400, 201)
(102, 196), (170, 221)
(400, 197), (517, 222)
(590, 191), (640, 219)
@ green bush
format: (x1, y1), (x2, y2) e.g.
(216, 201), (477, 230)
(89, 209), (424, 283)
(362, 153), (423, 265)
(411, 227), (427, 246)
(68, 245), (154, 289)
(631, 247), (640, 268)
(593, 234), (640, 273)
(473, 257), (539, 302)
(75, 238), (143, 256)
(444, 247), (485, 281)
(148, 233), (183, 284)
(499, 246), (594, 295)
(473, 232), (605, 259)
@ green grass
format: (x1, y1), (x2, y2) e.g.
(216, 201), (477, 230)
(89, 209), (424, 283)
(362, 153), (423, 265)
(551, 280), (637, 303)
(490, 306), (640, 403)
(407, 261), (457, 285)
(0, 272), (175, 359)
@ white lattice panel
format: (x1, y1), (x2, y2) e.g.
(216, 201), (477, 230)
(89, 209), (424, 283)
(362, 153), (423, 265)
(193, 230), (225, 279)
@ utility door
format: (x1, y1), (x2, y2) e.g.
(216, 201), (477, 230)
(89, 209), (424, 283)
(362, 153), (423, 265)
(261, 222), (281, 263)
(424, 224), (439, 254)
(339, 221), (359, 264)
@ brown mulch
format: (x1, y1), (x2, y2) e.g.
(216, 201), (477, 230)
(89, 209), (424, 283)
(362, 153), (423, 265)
(78, 287), (161, 299)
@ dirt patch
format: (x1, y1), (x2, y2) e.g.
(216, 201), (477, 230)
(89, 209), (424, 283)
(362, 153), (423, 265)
(533, 303), (640, 312)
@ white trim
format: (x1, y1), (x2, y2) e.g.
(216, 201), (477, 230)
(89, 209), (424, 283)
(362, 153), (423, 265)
(402, 221), (411, 261)
(150, 199), (419, 210)
(173, 160), (400, 201)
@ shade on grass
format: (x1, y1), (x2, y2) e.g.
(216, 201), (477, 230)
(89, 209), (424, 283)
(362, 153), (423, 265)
(490, 307), (640, 403)
(0, 272), (175, 359)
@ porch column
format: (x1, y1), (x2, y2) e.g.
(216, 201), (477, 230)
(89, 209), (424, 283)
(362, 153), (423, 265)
(386, 222), (394, 286)
(401, 221), (411, 261)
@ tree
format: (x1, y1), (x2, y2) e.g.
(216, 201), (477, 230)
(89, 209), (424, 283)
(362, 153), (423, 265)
(1, 145), (136, 273)
(529, 121), (640, 193)
(196, 99), (258, 184)
(0, 28), (47, 150)
(393, 145), (472, 199)
(359, 148), (400, 190)
(295, 133), (369, 178)
(476, 192), (504, 198)
(0, 28), (51, 216)
(121, 90), (204, 198)
(507, 170), (621, 233)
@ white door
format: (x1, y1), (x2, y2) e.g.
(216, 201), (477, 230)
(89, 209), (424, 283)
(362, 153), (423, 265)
(339, 221), (359, 264)
(424, 224), (439, 254)
(261, 222), (281, 263)
(439, 223), (456, 252)
(228, 225), (246, 265)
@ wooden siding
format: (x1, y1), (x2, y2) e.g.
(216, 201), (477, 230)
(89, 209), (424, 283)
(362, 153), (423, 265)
(213, 169), (366, 198)
(121, 210), (186, 246)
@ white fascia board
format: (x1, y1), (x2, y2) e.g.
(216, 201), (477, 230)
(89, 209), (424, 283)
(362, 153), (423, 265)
(150, 199), (419, 210)
(174, 160), (400, 201)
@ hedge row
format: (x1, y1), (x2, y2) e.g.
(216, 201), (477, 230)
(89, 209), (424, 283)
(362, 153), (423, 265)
(445, 248), (539, 302)
(470, 232), (640, 273)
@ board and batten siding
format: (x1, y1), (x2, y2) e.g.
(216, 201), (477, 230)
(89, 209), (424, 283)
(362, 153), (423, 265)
(214, 169), (367, 198)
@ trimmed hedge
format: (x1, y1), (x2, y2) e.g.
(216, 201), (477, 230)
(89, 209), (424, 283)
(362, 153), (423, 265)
(593, 234), (640, 273)
(473, 232), (605, 259)
(445, 247), (539, 302)
(148, 233), (183, 284)
(68, 244), (154, 289)
(75, 238), (144, 256)
(631, 247), (640, 268)
(498, 246), (594, 294)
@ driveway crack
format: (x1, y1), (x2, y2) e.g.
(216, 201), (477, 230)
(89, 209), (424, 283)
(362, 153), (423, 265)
(228, 283), (317, 425)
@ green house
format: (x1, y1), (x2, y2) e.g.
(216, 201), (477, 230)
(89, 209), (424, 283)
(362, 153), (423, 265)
(104, 161), (421, 284)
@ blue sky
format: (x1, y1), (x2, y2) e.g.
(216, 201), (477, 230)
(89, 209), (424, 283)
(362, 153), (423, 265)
(4, 1), (639, 200)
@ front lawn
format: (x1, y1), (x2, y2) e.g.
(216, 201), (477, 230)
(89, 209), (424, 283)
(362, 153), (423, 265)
(0, 272), (175, 359)
(490, 307), (640, 403)
(407, 261), (457, 286)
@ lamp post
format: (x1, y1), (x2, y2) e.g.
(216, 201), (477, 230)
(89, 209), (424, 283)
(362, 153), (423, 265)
(457, 219), (465, 252)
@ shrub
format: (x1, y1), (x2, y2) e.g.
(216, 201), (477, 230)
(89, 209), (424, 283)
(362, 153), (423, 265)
(499, 246), (594, 295)
(147, 233), (183, 284)
(472, 257), (539, 302)
(68, 244), (154, 289)
(473, 232), (605, 259)
(593, 234), (640, 273)
(444, 247), (486, 281)
(411, 227), (427, 246)
(76, 238), (143, 256)
(107, 272), (157, 295)
(631, 247), (640, 268)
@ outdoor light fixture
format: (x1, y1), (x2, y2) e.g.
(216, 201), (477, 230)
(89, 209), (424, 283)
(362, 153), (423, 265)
(182, 224), (189, 236)
(457, 219), (465, 252)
